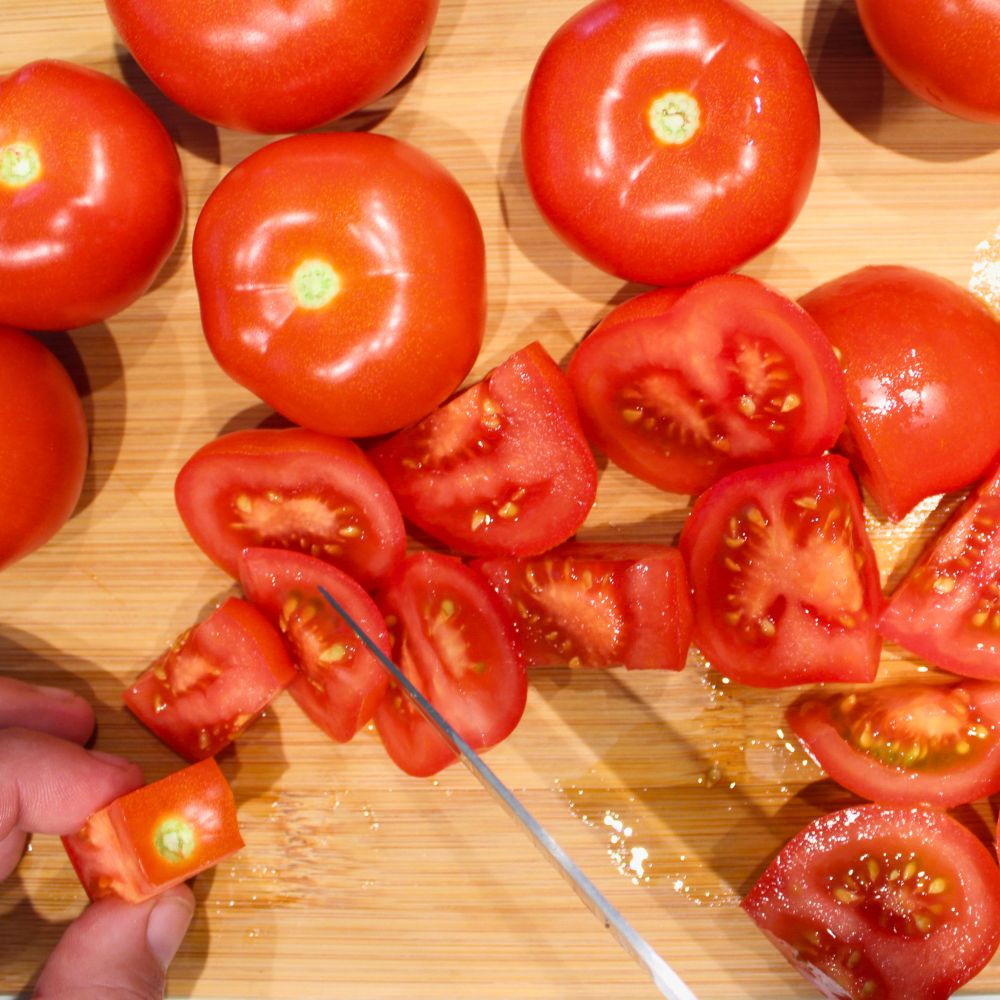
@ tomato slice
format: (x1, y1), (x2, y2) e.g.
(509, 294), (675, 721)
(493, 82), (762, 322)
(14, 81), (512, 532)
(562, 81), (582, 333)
(62, 759), (244, 904)
(472, 543), (692, 671)
(238, 548), (391, 743)
(175, 427), (406, 590)
(374, 552), (526, 777)
(567, 275), (846, 495)
(124, 597), (295, 761)
(744, 804), (1000, 1000)
(679, 455), (883, 687)
(369, 342), (597, 557)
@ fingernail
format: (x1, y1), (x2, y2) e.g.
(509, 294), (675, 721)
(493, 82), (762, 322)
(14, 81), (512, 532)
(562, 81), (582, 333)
(36, 684), (80, 701)
(89, 749), (138, 771)
(147, 891), (195, 970)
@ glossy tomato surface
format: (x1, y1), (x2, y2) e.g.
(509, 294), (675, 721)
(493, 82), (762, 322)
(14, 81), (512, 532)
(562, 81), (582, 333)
(521, 0), (819, 285)
(680, 455), (883, 687)
(856, 0), (1000, 123)
(194, 132), (485, 438)
(105, 0), (439, 133)
(568, 276), (846, 495)
(0, 60), (183, 330)
(800, 266), (1000, 521)
(175, 428), (405, 591)
(744, 805), (1000, 1000)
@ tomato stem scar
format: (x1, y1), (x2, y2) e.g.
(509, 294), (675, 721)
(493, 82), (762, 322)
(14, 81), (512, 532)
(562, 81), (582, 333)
(0, 142), (41, 187)
(292, 259), (340, 309)
(648, 91), (701, 145)
(155, 817), (196, 863)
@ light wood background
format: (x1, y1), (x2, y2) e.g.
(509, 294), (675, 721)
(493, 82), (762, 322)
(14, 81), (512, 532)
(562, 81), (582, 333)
(3, 1), (1000, 997)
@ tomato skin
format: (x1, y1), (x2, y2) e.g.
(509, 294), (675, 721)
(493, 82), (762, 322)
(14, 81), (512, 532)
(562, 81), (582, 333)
(105, 0), (439, 133)
(800, 266), (1000, 522)
(193, 132), (486, 438)
(521, 0), (819, 286)
(175, 428), (406, 591)
(0, 60), (183, 331)
(568, 275), (847, 495)
(744, 804), (1000, 1000)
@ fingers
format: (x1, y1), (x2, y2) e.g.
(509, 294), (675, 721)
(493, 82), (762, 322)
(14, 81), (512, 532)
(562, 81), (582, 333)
(0, 676), (95, 744)
(33, 883), (195, 1000)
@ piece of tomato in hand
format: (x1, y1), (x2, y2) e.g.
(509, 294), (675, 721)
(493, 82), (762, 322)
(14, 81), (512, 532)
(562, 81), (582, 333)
(239, 548), (391, 743)
(63, 758), (244, 904)
(744, 804), (1000, 1000)
(175, 427), (406, 591)
(472, 543), (692, 671)
(375, 552), (526, 777)
(680, 455), (883, 687)
(369, 342), (597, 558)
(568, 276), (847, 495)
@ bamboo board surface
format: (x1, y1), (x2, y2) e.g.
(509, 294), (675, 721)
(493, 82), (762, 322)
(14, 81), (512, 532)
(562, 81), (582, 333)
(3, 0), (1000, 997)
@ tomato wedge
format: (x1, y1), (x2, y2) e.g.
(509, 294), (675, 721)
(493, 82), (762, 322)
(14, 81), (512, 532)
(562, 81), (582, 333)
(124, 597), (295, 761)
(680, 455), (883, 687)
(472, 543), (692, 671)
(374, 552), (526, 777)
(744, 804), (1000, 1000)
(369, 342), (597, 557)
(568, 276), (847, 495)
(238, 548), (391, 743)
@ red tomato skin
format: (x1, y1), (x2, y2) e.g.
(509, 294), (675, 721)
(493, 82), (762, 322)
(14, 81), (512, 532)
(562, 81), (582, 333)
(105, 0), (440, 133)
(175, 427), (406, 591)
(0, 61), (184, 331)
(521, 0), (820, 286)
(193, 132), (486, 439)
(800, 266), (1000, 522)
(856, 0), (1000, 123)
(621, 548), (694, 671)
(0, 326), (87, 569)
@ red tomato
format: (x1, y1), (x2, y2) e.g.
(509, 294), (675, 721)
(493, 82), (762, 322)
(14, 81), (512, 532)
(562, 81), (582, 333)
(175, 428), (405, 591)
(800, 266), (1000, 522)
(370, 342), (597, 557)
(856, 0), (1000, 123)
(0, 326), (87, 569)
(744, 804), (1000, 1000)
(0, 60), (183, 331)
(472, 543), (692, 671)
(521, 0), (820, 286)
(788, 681), (1000, 808)
(105, 0), (440, 133)
(375, 552), (526, 777)
(239, 548), (391, 743)
(62, 759), (243, 904)
(679, 455), (883, 687)
(124, 597), (295, 761)
(568, 276), (847, 495)
(193, 133), (485, 439)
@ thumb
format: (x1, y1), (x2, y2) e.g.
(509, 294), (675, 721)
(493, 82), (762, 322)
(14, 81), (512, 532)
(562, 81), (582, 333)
(33, 884), (195, 1000)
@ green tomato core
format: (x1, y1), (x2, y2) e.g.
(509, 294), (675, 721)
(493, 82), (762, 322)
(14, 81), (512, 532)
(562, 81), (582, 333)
(648, 92), (701, 146)
(155, 817), (197, 863)
(1, 142), (41, 187)
(292, 259), (341, 310)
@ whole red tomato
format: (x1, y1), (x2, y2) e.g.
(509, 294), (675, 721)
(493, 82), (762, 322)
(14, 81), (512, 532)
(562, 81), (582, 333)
(105, 0), (440, 133)
(857, 0), (1000, 123)
(0, 60), (184, 331)
(521, 0), (820, 286)
(193, 133), (486, 439)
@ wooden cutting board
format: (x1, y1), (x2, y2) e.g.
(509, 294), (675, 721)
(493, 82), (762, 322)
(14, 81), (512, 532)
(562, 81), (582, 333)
(3, 1), (1000, 996)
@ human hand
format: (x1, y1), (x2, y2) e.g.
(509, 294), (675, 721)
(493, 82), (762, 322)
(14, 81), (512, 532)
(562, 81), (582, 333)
(0, 676), (195, 999)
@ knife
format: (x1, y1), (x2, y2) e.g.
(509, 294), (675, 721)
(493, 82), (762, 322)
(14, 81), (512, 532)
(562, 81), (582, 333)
(318, 585), (698, 1000)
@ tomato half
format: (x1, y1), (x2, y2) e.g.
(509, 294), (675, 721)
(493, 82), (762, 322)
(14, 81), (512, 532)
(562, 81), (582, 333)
(567, 276), (847, 495)
(375, 552), (526, 777)
(370, 342), (597, 557)
(800, 266), (1000, 522)
(175, 428), (405, 591)
(472, 543), (692, 671)
(788, 681), (1000, 808)
(124, 597), (295, 761)
(62, 759), (243, 904)
(105, 0), (439, 133)
(0, 60), (183, 331)
(193, 132), (485, 439)
(238, 548), (391, 743)
(744, 804), (1000, 1000)
(679, 455), (883, 687)
(521, 0), (819, 286)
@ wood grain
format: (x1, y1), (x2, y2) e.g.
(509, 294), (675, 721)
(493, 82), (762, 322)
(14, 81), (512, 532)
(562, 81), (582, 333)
(2, 1), (1000, 997)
